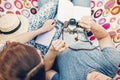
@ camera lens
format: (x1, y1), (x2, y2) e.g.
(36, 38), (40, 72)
(69, 18), (76, 25)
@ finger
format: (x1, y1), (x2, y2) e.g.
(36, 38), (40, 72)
(52, 40), (65, 50)
(54, 41), (65, 51)
(80, 17), (94, 25)
(52, 40), (62, 46)
(58, 46), (67, 52)
(78, 21), (91, 29)
(95, 78), (100, 80)
(57, 44), (68, 52)
(81, 16), (93, 21)
(45, 20), (55, 25)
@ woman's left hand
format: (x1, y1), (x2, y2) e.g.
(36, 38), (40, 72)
(41, 19), (55, 32)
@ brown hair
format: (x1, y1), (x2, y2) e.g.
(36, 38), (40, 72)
(0, 42), (45, 80)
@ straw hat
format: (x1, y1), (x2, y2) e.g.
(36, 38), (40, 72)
(0, 14), (29, 41)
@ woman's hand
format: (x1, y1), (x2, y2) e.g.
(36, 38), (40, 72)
(45, 40), (68, 72)
(77, 16), (96, 30)
(49, 40), (68, 53)
(41, 19), (55, 32)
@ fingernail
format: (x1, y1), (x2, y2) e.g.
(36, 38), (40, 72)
(52, 22), (55, 25)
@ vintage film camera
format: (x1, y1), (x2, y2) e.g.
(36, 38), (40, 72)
(62, 18), (96, 50)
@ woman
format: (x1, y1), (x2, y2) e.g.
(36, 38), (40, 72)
(0, 1), (63, 79)
(0, 40), (67, 80)
(0, 14), (67, 79)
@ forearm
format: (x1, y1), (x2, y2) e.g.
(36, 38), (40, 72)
(90, 22), (108, 40)
(9, 27), (45, 44)
(44, 49), (57, 72)
(78, 16), (115, 49)
(0, 19), (55, 44)
(90, 21), (115, 49)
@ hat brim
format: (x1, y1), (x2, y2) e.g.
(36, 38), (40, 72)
(0, 15), (29, 41)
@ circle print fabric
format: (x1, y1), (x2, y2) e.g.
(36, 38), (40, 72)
(0, 0), (38, 19)
(91, 0), (120, 49)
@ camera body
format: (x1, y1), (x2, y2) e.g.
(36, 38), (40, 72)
(62, 18), (86, 42)
(63, 18), (83, 35)
(62, 18), (95, 50)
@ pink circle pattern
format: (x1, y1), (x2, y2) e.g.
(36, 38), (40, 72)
(0, 0), (38, 19)
(91, 0), (120, 49)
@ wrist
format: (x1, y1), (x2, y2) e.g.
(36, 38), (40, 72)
(38, 27), (46, 33)
(40, 27), (46, 31)
(48, 47), (58, 55)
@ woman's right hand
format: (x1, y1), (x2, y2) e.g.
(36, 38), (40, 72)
(49, 40), (68, 53)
